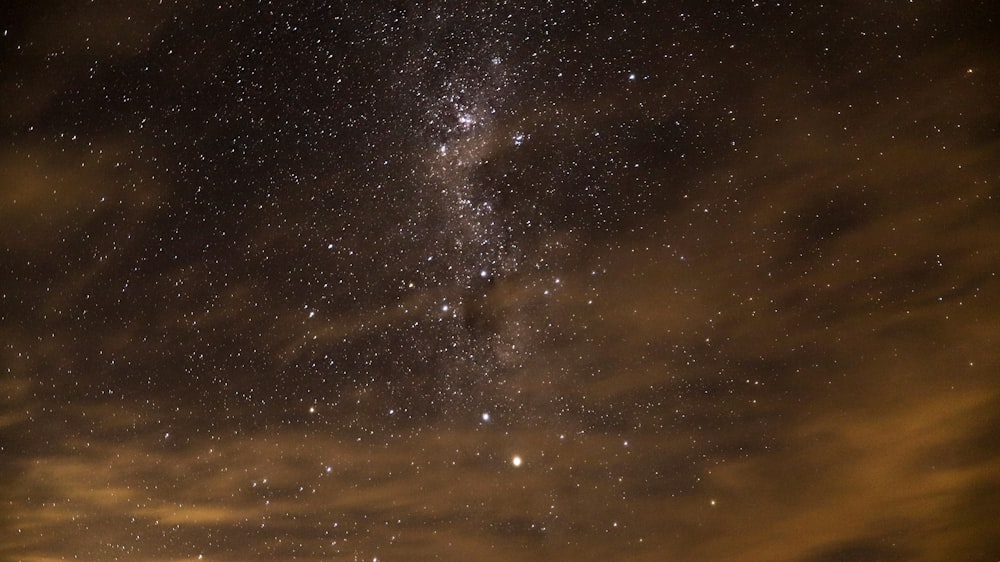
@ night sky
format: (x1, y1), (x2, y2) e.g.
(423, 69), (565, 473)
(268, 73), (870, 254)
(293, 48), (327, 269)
(2, 1), (999, 561)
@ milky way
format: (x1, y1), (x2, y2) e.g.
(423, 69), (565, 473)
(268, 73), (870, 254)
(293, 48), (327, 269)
(2, 1), (999, 561)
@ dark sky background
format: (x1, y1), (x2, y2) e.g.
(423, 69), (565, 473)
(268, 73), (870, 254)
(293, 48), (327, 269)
(2, 1), (999, 561)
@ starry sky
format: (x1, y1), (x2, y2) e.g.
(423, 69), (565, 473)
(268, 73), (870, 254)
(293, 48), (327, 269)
(2, 1), (999, 561)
